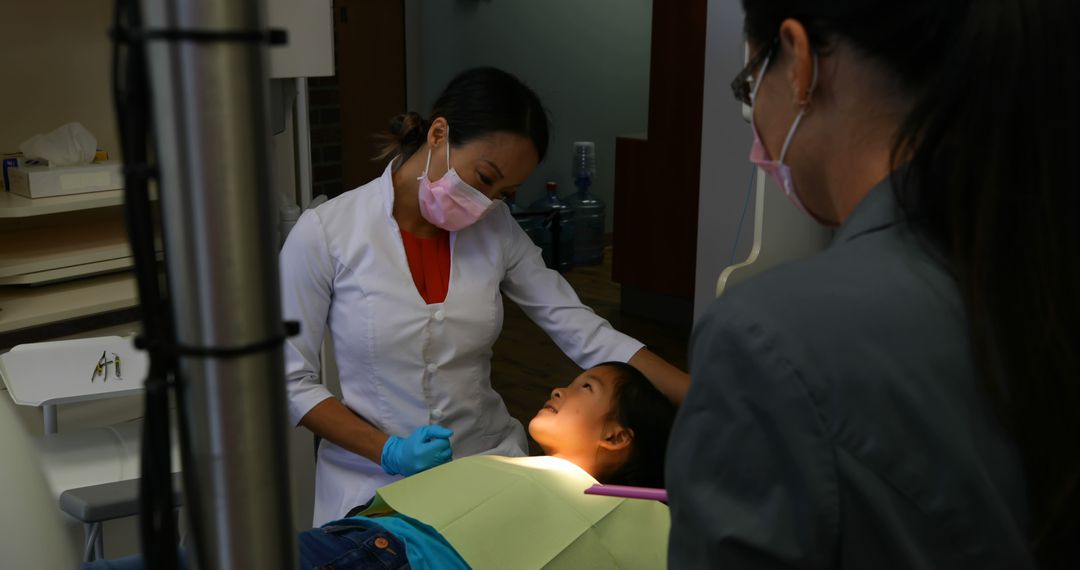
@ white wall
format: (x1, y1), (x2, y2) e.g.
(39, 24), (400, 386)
(693, 0), (832, 323)
(0, 0), (120, 157)
(410, 0), (652, 230)
(693, 0), (757, 323)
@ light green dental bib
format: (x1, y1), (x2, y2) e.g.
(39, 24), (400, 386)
(362, 455), (670, 569)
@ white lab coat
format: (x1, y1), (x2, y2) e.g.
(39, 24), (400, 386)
(280, 163), (644, 525)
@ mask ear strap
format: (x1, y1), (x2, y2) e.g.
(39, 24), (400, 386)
(778, 112), (804, 162)
(423, 145), (433, 174)
(798, 52), (820, 107)
(778, 53), (818, 162)
(444, 125), (451, 170)
(749, 53), (772, 104)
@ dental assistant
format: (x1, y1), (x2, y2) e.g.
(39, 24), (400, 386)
(667, 0), (1078, 568)
(280, 67), (688, 525)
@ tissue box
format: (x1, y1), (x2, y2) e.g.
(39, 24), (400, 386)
(1, 152), (21, 191)
(2, 153), (49, 192)
(7, 160), (123, 199)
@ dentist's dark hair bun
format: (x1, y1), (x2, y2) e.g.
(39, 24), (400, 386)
(375, 67), (550, 164)
(375, 111), (428, 162)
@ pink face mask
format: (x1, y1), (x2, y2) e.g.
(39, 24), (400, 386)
(749, 51), (821, 221)
(417, 132), (495, 232)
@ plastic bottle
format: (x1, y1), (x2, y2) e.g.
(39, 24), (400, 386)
(563, 141), (605, 266)
(506, 192), (523, 214)
(507, 192), (545, 246)
(528, 181), (575, 272)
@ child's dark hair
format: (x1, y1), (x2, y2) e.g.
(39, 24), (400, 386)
(597, 361), (678, 488)
(376, 67), (550, 163)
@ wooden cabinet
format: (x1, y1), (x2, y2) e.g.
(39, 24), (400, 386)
(612, 0), (707, 327)
(335, 0), (407, 189)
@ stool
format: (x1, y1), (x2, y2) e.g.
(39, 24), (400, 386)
(59, 473), (184, 562)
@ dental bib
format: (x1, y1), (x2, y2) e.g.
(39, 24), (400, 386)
(361, 455), (670, 569)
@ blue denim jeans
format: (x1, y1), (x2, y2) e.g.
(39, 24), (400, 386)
(80, 520), (409, 570)
(300, 522), (409, 570)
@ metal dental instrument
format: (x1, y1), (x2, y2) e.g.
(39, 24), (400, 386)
(89, 351), (108, 383)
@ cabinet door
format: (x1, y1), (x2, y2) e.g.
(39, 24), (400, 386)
(268, 0), (334, 78)
(336, 0), (407, 188)
(613, 0), (706, 304)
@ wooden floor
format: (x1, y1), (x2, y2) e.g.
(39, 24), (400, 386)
(490, 245), (690, 454)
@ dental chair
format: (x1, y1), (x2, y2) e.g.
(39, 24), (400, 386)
(0, 394), (80, 568)
(716, 168), (831, 297)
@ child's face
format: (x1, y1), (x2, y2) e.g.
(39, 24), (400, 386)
(528, 366), (623, 455)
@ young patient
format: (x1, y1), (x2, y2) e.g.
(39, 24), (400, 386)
(82, 362), (677, 570)
(529, 360), (675, 488)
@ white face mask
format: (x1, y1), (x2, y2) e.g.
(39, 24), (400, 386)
(416, 127), (495, 231)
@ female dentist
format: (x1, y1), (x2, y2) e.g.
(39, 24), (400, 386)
(281, 67), (688, 525)
(667, 0), (1078, 568)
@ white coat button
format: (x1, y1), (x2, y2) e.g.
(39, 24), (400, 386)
(426, 363), (438, 373)
(434, 310), (445, 322)
(431, 409), (444, 420)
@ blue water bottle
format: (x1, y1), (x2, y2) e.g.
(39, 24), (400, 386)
(563, 142), (605, 266)
(508, 192), (545, 246)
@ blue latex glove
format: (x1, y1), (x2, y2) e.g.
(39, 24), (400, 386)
(380, 425), (454, 476)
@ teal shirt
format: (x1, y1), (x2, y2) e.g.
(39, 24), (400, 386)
(324, 513), (470, 570)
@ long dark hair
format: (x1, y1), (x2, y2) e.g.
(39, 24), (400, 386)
(597, 362), (678, 488)
(743, 0), (1079, 564)
(376, 66), (550, 163)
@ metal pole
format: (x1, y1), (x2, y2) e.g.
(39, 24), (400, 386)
(140, 0), (294, 568)
(42, 404), (58, 435)
(294, 77), (313, 208)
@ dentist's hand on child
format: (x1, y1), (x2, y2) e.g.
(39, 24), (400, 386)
(380, 424), (455, 476)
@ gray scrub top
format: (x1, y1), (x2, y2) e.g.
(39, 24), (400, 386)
(667, 174), (1035, 569)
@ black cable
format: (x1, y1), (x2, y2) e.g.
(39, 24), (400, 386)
(110, 3), (295, 567)
(135, 321), (299, 358)
(112, 26), (288, 45)
(111, 1), (179, 568)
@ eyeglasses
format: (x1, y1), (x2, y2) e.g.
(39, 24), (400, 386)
(730, 38), (778, 106)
